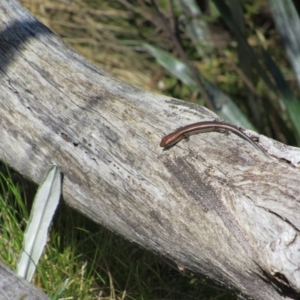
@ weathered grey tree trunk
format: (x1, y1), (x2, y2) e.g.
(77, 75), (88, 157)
(0, 262), (49, 299)
(1, 1), (300, 299)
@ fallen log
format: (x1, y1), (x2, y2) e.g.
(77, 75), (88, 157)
(0, 262), (49, 299)
(1, 1), (300, 299)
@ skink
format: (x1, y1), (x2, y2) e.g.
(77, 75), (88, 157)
(160, 121), (266, 155)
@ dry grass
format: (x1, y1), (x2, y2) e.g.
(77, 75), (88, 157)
(21, 0), (158, 90)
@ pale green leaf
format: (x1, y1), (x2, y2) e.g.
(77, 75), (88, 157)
(144, 43), (256, 129)
(17, 165), (61, 282)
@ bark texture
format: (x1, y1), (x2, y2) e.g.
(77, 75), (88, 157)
(0, 262), (49, 300)
(1, 1), (300, 299)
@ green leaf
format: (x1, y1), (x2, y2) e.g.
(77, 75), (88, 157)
(17, 165), (61, 282)
(144, 43), (256, 130)
(269, 0), (300, 143)
(143, 43), (197, 88)
(176, 0), (213, 56)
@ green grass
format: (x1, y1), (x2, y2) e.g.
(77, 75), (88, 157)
(0, 167), (236, 299)
(0, 168), (28, 267)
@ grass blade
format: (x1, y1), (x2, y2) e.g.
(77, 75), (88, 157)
(213, 0), (276, 92)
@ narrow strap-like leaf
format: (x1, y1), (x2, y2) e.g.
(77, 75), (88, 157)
(17, 165), (61, 282)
